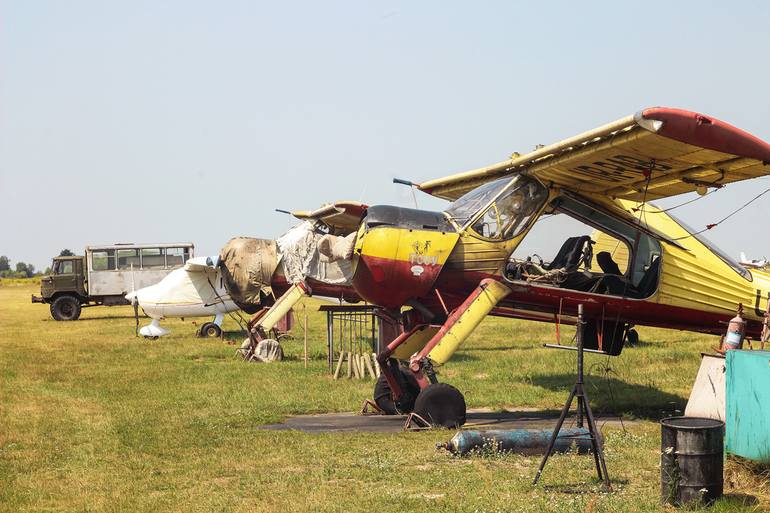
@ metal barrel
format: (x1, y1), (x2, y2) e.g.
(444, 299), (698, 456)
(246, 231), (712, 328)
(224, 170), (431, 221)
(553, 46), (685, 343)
(439, 428), (595, 456)
(660, 416), (724, 506)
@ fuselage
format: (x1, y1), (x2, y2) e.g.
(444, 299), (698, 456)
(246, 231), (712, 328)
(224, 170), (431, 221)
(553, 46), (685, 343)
(128, 265), (239, 320)
(351, 186), (770, 338)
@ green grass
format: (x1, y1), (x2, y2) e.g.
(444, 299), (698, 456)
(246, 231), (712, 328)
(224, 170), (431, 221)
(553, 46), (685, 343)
(0, 281), (766, 512)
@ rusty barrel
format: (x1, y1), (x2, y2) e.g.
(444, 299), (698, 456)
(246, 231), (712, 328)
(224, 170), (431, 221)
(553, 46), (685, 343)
(661, 416), (724, 506)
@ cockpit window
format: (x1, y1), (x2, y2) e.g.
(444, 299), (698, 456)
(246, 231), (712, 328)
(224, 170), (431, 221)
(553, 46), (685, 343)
(444, 177), (513, 226)
(444, 175), (548, 240)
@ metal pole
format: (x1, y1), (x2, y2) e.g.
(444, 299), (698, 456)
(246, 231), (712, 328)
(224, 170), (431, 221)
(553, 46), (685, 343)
(304, 306), (308, 369)
(577, 304), (584, 428)
(327, 311), (333, 373)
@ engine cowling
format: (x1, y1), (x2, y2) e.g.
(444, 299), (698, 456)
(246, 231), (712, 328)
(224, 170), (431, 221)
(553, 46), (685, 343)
(351, 206), (460, 309)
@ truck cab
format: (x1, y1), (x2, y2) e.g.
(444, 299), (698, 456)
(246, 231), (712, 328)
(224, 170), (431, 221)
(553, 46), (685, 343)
(33, 256), (88, 320)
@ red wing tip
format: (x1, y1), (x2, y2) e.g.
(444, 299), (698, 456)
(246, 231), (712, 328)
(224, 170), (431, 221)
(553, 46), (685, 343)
(636, 107), (770, 163)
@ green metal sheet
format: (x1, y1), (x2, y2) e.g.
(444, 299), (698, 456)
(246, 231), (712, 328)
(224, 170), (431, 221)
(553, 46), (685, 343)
(726, 350), (770, 463)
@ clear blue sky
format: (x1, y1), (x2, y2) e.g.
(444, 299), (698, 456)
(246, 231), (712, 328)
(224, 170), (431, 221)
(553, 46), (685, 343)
(2, 1), (769, 270)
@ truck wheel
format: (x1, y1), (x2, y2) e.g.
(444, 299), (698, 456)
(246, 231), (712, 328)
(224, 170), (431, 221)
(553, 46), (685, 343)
(51, 295), (82, 321)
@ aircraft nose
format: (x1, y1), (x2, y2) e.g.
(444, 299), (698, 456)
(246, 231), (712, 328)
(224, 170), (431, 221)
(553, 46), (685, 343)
(125, 291), (137, 303)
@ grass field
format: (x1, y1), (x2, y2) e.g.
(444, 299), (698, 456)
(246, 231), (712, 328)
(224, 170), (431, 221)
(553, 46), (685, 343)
(1, 279), (767, 512)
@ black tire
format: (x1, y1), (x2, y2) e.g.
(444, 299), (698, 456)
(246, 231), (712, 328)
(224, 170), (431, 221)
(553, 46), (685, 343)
(373, 365), (421, 415)
(199, 322), (222, 338)
(413, 383), (466, 428)
(625, 328), (639, 347)
(50, 295), (82, 321)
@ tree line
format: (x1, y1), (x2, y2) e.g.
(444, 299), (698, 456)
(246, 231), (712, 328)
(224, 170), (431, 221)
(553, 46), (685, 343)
(0, 250), (74, 278)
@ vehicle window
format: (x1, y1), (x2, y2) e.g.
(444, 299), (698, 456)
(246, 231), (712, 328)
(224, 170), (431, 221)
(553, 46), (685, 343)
(141, 248), (165, 269)
(91, 250), (116, 271)
(117, 249), (141, 270)
(470, 179), (548, 240)
(55, 261), (74, 274)
(166, 247), (190, 268)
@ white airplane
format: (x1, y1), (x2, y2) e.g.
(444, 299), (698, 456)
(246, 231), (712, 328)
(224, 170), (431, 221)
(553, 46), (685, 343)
(739, 252), (769, 269)
(125, 256), (239, 338)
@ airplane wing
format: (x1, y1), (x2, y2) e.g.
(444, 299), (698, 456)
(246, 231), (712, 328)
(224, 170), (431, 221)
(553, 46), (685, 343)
(418, 108), (770, 201)
(291, 201), (368, 234)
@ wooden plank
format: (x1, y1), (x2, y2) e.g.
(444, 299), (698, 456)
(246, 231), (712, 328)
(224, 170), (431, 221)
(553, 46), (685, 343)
(333, 352), (345, 380)
(346, 352), (352, 379)
(372, 353), (381, 377)
(364, 353), (376, 380)
(352, 353), (362, 379)
(303, 307), (308, 369)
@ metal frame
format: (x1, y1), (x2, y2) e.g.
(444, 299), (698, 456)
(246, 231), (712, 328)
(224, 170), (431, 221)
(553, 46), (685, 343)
(320, 305), (379, 373)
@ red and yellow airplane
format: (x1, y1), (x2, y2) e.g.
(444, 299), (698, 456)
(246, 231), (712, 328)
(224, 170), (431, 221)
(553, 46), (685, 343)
(225, 107), (770, 428)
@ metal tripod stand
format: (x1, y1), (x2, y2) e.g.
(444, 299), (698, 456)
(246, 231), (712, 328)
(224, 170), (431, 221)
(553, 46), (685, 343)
(533, 303), (611, 490)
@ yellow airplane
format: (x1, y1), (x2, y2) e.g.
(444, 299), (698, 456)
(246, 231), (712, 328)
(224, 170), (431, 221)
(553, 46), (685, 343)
(247, 107), (770, 428)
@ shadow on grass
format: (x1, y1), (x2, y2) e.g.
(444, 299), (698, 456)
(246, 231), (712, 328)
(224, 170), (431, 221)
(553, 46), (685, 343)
(72, 315), (147, 321)
(531, 373), (686, 420)
(222, 330), (247, 342)
(542, 479), (629, 493)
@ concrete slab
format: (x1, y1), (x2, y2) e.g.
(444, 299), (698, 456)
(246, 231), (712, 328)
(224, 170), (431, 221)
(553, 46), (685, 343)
(260, 409), (633, 433)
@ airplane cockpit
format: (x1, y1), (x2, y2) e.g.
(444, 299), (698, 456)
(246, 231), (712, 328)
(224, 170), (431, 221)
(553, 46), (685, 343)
(443, 175), (549, 239)
(442, 175), (664, 300)
(506, 194), (663, 300)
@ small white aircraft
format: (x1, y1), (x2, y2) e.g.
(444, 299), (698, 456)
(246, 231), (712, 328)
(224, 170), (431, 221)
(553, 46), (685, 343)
(126, 256), (239, 338)
(739, 252), (769, 269)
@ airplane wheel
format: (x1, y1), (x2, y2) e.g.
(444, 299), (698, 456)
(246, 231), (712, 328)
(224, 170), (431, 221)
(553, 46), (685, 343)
(199, 322), (222, 338)
(625, 328), (639, 347)
(373, 366), (420, 415)
(413, 383), (466, 428)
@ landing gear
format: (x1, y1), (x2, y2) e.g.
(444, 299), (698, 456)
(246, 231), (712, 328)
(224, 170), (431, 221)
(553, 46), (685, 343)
(411, 383), (466, 428)
(367, 279), (510, 428)
(625, 328), (639, 347)
(373, 366), (420, 414)
(198, 313), (224, 339)
(198, 322), (222, 338)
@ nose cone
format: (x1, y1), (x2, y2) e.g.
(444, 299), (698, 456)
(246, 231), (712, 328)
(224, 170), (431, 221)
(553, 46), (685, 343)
(125, 291), (137, 303)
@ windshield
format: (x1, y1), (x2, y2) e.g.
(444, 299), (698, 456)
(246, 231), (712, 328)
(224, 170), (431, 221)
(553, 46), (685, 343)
(444, 176), (514, 226)
(445, 175), (548, 239)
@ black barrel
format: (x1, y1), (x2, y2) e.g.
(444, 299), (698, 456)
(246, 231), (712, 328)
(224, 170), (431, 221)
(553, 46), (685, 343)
(661, 416), (724, 506)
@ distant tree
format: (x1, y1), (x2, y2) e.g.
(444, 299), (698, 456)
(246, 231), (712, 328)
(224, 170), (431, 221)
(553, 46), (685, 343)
(0, 255), (9, 272)
(59, 249), (74, 256)
(14, 262), (35, 278)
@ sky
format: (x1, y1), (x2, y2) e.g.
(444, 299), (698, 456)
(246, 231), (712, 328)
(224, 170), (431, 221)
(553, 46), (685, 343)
(1, 1), (770, 271)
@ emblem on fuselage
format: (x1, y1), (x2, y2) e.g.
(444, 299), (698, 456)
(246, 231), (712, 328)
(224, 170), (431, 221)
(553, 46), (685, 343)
(409, 240), (437, 266)
(408, 241), (438, 277)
